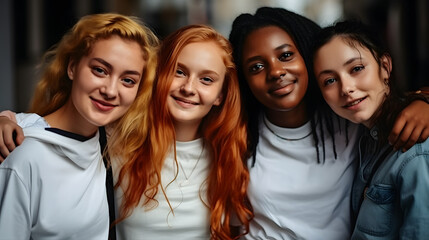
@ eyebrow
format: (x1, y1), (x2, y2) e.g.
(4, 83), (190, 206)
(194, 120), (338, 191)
(317, 57), (362, 77)
(244, 43), (292, 64)
(93, 58), (142, 76)
(344, 57), (362, 66)
(177, 62), (220, 78)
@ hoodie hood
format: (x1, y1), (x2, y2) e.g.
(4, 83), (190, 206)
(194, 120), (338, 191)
(23, 127), (101, 169)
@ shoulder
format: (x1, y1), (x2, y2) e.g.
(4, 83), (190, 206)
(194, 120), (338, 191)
(2, 136), (49, 168)
(16, 113), (49, 128)
(0, 137), (49, 189)
(397, 138), (429, 164)
(390, 139), (429, 179)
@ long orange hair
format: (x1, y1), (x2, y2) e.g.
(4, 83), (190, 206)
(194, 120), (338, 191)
(113, 24), (252, 239)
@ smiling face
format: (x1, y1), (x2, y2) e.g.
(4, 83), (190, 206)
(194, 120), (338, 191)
(67, 35), (145, 132)
(241, 25), (308, 125)
(167, 41), (225, 129)
(314, 36), (390, 128)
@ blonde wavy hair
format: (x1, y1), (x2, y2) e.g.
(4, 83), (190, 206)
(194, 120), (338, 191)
(29, 13), (159, 137)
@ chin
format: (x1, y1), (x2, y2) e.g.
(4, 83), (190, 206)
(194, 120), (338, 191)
(86, 116), (113, 128)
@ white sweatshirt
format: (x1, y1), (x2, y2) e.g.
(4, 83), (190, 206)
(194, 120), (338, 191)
(0, 114), (109, 239)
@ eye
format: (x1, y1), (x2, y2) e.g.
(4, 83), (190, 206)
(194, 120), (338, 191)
(351, 65), (364, 73)
(279, 52), (293, 61)
(323, 77), (337, 86)
(176, 69), (186, 77)
(249, 63), (264, 74)
(200, 77), (214, 85)
(92, 66), (107, 76)
(121, 77), (137, 87)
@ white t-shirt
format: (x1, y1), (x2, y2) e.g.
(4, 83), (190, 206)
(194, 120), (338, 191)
(243, 115), (360, 240)
(114, 138), (211, 240)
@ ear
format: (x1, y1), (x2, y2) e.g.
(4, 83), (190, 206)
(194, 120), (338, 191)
(380, 54), (392, 80)
(67, 61), (75, 80)
(213, 92), (223, 106)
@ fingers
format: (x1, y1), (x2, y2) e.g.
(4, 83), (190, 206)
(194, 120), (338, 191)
(388, 117), (405, 147)
(396, 124), (424, 152)
(389, 118), (429, 152)
(14, 127), (24, 146)
(390, 100), (429, 152)
(0, 117), (24, 162)
(0, 131), (11, 163)
(0, 127), (18, 160)
(0, 110), (16, 121)
(418, 128), (429, 143)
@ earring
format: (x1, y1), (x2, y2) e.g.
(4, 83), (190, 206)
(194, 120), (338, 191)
(384, 78), (389, 85)
(384, 78), (390, 96)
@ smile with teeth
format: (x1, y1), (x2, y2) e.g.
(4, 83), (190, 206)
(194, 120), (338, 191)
(344, 97), (366, 108)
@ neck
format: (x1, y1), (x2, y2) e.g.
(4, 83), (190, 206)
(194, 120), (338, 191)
(174, 120), (202, 142)
(44, 100), (98, 137)
(265, 101), (309, 128)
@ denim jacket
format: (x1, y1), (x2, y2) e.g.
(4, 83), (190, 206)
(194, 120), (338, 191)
(351, 127), (429, 239)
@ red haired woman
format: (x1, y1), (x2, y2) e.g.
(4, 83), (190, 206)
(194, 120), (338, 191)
(109, 24), (252, 239)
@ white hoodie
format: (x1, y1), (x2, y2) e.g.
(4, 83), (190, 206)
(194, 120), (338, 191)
(0, 115), (108, 239)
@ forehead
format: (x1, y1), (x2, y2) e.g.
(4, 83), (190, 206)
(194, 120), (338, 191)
(241, 26), (300, 65)
(314, 36), (379, 73)
(318, 36), (372, 59)
(82, 36), (145, 70)
(243, 26), (296, 51)
(178, 41), (226, 71)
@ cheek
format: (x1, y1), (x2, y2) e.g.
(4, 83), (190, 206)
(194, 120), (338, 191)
(291, 60), (308, 74)
(300, 75), (309, 90)
(122, 88), (139, 107)
(169, 77), (182, 92)
(73, 72), (99, 93)
(201, 87), (222, 105)
(71, 79), (90, 101)
(247, 77), (265, 96)
(321, 89), (337, 106)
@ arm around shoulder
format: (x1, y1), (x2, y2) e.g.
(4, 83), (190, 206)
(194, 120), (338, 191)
(0, 115), (24, 162)
(389, 98), (429, 152)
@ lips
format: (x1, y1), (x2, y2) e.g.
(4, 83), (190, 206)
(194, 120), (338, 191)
(91, 97), (117, 111)
(343, 97), (366, 108)
(172, 96), (199, 107)
(269, 78), (296, 96)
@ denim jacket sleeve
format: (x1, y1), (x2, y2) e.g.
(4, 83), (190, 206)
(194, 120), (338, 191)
(397, 145), (429, 239)
(352, 138), (429, 240)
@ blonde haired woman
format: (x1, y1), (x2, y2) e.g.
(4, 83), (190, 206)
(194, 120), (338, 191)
(0, 13), (158, 239)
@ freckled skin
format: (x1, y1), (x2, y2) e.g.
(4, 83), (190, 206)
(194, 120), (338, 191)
(167, 41), (226, 140)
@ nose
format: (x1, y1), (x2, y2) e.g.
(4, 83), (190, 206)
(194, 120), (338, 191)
(340, 77), (355, 96)
(268, 60), (286, 81)
(180, 77), (196, 95)
(100, 78), (118, 99)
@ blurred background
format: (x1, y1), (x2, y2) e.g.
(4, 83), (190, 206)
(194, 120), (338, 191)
(1, 0), (428, 111)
